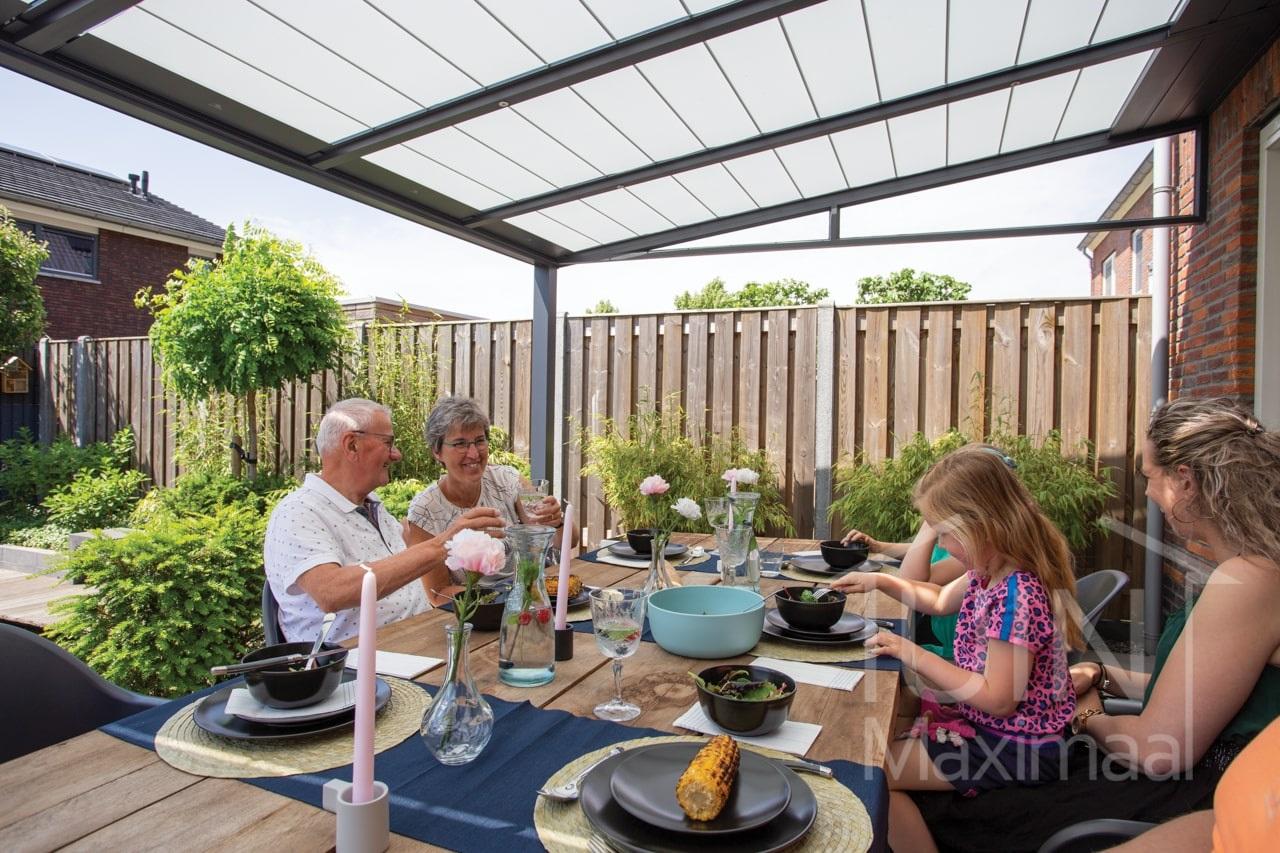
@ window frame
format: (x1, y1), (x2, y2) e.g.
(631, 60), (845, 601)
(15, 220), (99, 281)
(1101, 252), (1116, 296)
(1130, 230), (1146, 293)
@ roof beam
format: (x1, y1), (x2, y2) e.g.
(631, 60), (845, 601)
(4, 0), (139, 55)
(307, 0), (824, 170)
(564, 120), (1201, 264)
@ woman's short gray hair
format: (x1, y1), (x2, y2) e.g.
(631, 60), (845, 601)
(425, 396), (490, 451)
(316, 398), (391, 455)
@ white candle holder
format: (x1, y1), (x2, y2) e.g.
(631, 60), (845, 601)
(322, 779), (390, 853)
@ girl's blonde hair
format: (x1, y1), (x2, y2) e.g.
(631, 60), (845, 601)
(914, 444), (1083, 650)
(1147, 397), (1280, 567)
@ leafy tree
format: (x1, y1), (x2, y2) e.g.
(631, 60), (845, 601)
(674, 277), (829, 309)
(855, 268), (971, 304)
(585, 299), (619, 314)
(0, 210), (48, 354)
(140, 222), (348, 478)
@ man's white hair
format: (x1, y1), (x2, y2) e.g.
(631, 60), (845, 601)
(315, 398), (391, 455)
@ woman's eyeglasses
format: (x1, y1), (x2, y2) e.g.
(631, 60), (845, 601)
(444, 436), (489, 452)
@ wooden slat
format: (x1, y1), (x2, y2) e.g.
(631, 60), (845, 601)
(453, 323), (472, 397)
(635, 316), (658, 412)
(923, 306), (953, 440)
(893, 307), (922, 451)
(1060, 302), (1093, 454)
(685, 313), (709, 443)
(791, 308), (817, 535)
(862, 308), (890, 463)
(957, 305), (988, 440)
(710, 311), (735, 438)
(512, 321), (532, 457)
(493, 322), (512, 435)
(587, 317), (610, 540)
(435, 323), (453, 398)
(610, 316), (633, 438)
(1025, 303), (1057, 443)
(738, 312), (762, 447)
(660, 314), (683, 419)
(835, 308), (858, 462)
(764, 309), (790, 507)
(989, 304), (1022, 433)
(1096, 299), (1131, 576)
(472, 322), (492, 414)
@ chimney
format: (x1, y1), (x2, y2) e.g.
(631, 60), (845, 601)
(141, 170), (149, 198)
(128, 173), (139, 194)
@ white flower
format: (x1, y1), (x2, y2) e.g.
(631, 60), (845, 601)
(671, 497), (701, 520)
(722, 467), (759, 486)
(639, 474), (670, 496)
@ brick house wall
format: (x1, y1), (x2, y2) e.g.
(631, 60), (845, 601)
(1087, 191), (1154, 296)
(38, 229), (194, 340)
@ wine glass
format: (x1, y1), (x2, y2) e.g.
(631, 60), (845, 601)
(589, 587), (646, 721)
(713, 523), (752, 587)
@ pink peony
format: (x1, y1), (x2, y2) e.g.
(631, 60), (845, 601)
(445, 529), (507, 576)
(639, 474), (670, 496)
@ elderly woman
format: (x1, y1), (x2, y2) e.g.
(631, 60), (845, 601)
(909, 397), (1280, 852)
(405, 397), (578, 586)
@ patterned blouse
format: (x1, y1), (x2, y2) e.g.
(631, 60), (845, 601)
(405, 465), (522, 580)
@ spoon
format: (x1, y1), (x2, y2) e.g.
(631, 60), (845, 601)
(305, 612), (336, 670)
(210, 650), (338, 676)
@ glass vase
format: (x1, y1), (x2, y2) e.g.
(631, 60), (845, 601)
(499, 524), (556, 687)
(421, 622), (493, 765)
(729, 492), (761, 592)
(642, 530), (682, 596)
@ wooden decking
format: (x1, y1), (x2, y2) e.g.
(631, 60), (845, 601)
(0, 569), (86, 630)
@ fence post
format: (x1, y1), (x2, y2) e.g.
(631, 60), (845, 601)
(37, 336), (53, 445)
(74, 335), (92, 448)
(813, 304), (835, 539)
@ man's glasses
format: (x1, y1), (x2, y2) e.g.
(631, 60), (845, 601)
(444, 436), (489, 452)
(354, 430), (396, 449)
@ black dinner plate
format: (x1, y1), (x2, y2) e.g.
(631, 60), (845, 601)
(195, 673), (391, 740)
(765, 608), (867, 640)
(608, 541), (689, 559)
(608, 743), (790, 835)
(762, 619), (878, 646)
(789, 555), (884, 575)
(580, 747), (817, 853)
(550, 587), (592, 609)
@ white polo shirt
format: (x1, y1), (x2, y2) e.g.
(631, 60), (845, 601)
(264, 473), (430, 643)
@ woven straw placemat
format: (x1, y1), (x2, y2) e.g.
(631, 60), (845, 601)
(566, 605), (591, 624)
(533, 735), (872, 853)
(750, 634), (873, 664)
(154, 677), (429, 779)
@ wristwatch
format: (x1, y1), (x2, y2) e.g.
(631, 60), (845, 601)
(1071, 707), (1104, 735)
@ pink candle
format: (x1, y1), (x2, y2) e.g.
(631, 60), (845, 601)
(352, 566), (378, 803)
(554, 502), (575, 630)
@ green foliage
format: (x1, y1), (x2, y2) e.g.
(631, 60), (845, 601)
(829, 430), (1116, 551)
(580, 402), (792, 535)
(130, 470), (295, 527)
(486, 426), (530, 480)
(171, 393), (281, 478)
(48, 504), (270, 697)
(0, 428), (133, 514)
(584, 299), (619, 314)
(3, 519), (71, 550)
(376, 478), (428, 520)
(0, 209), (48, 354)
(44, 468), (148, 531)
(855, 268), (972, 304)
(674, 277), (829, 309)
(348, 322), (438, 481)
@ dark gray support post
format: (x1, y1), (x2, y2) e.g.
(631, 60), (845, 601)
(813, 304), (835, 539)
(530, 265), (557, 481)
(552, 311), (568, 499)
(73, 335), (92, 448)
(37, 336), (53, 445)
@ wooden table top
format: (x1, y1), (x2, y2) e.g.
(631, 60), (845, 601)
(0, 535), (907, 852)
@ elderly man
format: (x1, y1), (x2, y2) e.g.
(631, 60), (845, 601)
(264, 398), (501, 643)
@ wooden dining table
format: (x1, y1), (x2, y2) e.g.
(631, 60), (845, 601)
(0, 534), (909, 852)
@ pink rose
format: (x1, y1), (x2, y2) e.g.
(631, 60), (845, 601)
(445, 529), (507, 576)
(639, 474), (670, 496)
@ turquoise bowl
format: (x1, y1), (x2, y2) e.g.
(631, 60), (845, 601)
(647, 586), (765, 659)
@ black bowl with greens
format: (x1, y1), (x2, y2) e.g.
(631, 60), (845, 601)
(775, 586), (847, 631)
(691, 664), (797, 736)
(440, 587), (509, 631)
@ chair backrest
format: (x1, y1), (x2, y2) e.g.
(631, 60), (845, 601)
(262, 579), (284, 645)
(0, 623), (165, 765)
(1075, 570), (1130, 627)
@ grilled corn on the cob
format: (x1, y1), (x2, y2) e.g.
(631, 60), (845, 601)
(675, 735), (740, 821)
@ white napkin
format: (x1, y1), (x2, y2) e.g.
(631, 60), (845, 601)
(345, 650), (442, 679)
(672, 703), (822, 756)
(225, 681), (357, 723)
(751, 657), (864, 692)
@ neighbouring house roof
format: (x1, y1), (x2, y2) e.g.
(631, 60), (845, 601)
(1077, 151), (1154, 256)
(339, 296), (480, 324)
(0, 142), (225, 247)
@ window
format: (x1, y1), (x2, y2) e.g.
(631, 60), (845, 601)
(1102, 252), (1116, 296)
(1131, 230), (1146, 293)
(16, 221), (97, 279)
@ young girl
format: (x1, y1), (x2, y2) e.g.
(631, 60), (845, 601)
(833, 444), (1080, 853)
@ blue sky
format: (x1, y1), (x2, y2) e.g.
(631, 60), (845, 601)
(2, 67), (1150, 319)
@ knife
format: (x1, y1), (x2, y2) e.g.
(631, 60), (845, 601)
(780, 757), (834, 778)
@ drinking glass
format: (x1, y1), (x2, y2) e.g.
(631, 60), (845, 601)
(519, 479), (551, 515)
(714, 523), (754, 589)
(589, 588), (646, 721)
(702, 497), (732, 529)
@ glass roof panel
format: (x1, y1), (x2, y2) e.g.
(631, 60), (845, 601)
(776, 137), (848, 197)
(573, 67), (701, 161)
(363, 146), (509, 210)
(512, 90), (650, 175)
(864, 0), (946, 101)
(482, 0), (612, 63)
(578, 189), (677, 235)
(639, 44), (759, 146)
(1001, 71), (1077, 152)
(455, 109), (600, 188)
(948, 0), (1027, 83)
(708, 20), (815, 133)
(582, 0), (689, 39)
(888, 106), (947, 176)
(628, 177), (715, 226)
(537, 200), (635, 245)
(255, 0), (478, 112)
(505, 211), (595, 250)
(93, 8), (364, 142)
(684, 0), (739, 13)
(667, 211), (828, 249)
(1057, 52), (1153, 140)
(724, 151), (801, 208)
(369, 0), (540, 86)
(406, 129), (554, 200)
(830, 122), (896, 187)
(782, 0), (878, 117)
(1093, 0), (1182, 43)
(1018, 0), (1105, 63)
(948, 90), (1012, 164)
(673, 165), (756, 217)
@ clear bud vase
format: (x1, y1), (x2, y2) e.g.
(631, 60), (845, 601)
(642, 530), (682, 596)
(421, 622), (493, 765)
(499, 524), (556, 687)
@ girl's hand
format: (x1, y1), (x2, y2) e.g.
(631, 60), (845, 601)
(865, 631), (918, 666)
(1070, 662), (1103, 697)
(831, 571), (880, 594)
(841, 528), (882, 551)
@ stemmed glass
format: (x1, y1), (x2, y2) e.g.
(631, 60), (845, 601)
(589, 588), (646, 721)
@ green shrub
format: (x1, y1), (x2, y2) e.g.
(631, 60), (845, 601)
(486, 425), (530, 480)
(47, 503), (269, 697)
(4, 520), (71, 550)
(44, 468), (148, 531)
(580, 403), (793, 535)
(376, 478), (428, 520)
(829, 429), (1116, 551)
(0, 427), (133, 512)
(131, 470), (294, 526)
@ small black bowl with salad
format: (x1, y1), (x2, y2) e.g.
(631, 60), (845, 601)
(775, 586), (847, 631)
(690, 664), (797, 736)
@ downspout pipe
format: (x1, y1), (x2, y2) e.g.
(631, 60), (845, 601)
(1145, 138), (1173, 654)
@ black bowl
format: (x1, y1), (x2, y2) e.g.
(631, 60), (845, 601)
(626, 528), (656, 555)
(775, 586), (848, 630)
(242, 641), (348, 709)
(693, 664), (797, 736)
(820, 539), (869, 569)
(467, 589), (509, 631)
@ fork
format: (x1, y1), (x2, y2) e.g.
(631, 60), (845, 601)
(537, 746), (624, 802)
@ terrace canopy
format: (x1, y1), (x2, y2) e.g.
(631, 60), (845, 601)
(2, 0), (1277, 477)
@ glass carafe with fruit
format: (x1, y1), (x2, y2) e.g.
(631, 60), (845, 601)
(498, 524), (556, 687)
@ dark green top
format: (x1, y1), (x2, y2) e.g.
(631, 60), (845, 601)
(1144, 602), (1280, 741)
(920, 544), (958, 662)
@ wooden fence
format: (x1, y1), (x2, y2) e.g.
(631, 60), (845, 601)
(36, 295), (1151, 587)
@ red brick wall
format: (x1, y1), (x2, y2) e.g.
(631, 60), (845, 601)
(40, 229), (191, 340)
(1088, 192), (1154, 296)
